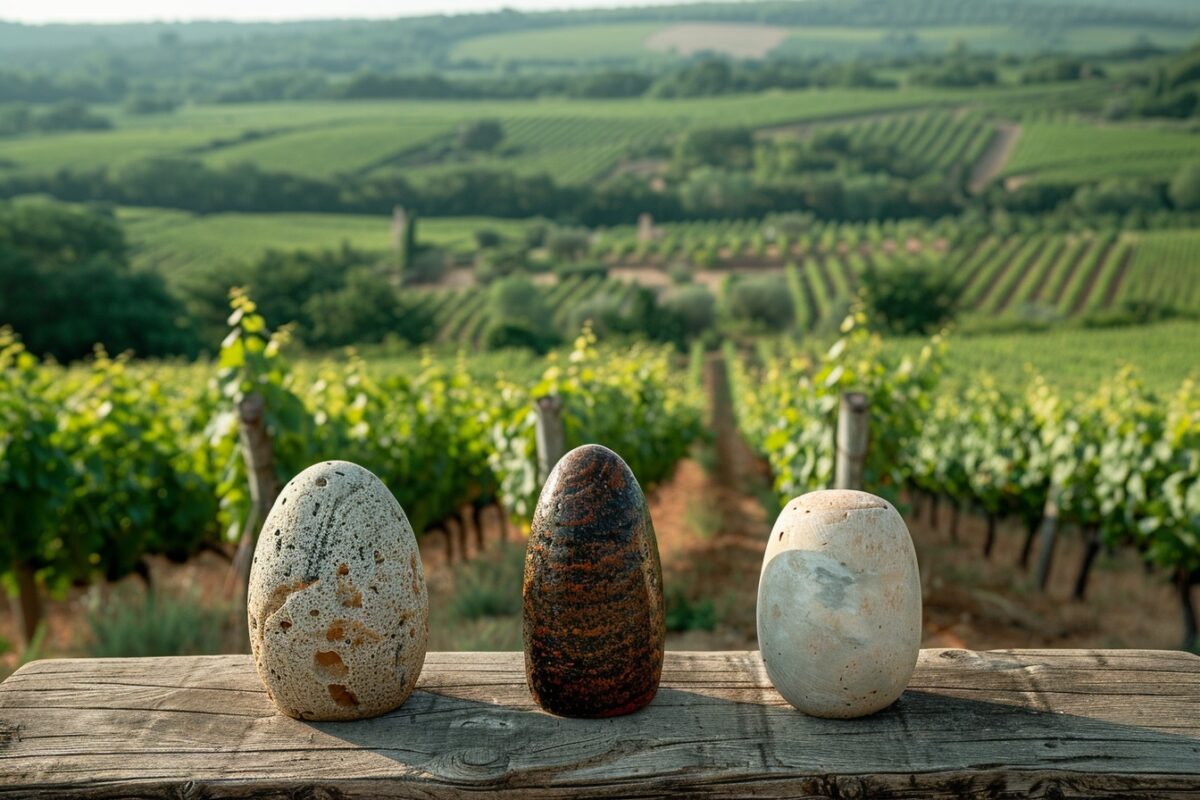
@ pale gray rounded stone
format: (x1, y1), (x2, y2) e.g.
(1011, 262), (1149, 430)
(247, 460), (428, 721)
(757, 489), (921, 719)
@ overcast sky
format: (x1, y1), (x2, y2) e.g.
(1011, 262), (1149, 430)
(4, 0), (693, 25)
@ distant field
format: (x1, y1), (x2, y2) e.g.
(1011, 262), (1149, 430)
(450, 22), (667, 62)
(451, 21), (1200, 66)
(889, 320), (1200, 396)
(645, 23), (788, 59)
(1002, 119), (1200, 181)
(782, 24), (1200, 58)
(201, 119), (455, 178)
(1115, 229), (1200, 313)
(6, 87), (1054, 180)
(119, 207), (530, 276)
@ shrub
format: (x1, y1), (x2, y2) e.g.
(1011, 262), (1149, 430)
(660, 285), (717, 341)
(458, 119), (504, 152)
(473, 228), (502, 249)
(565, 294), (629, 338)
(861, 256), (961, 335)
(554, 261), (608, 281)
(664, 585), (717, 632)
(448, 544), (524, 621)
(85, 588), (229, 658)
(403, 247), (447, 285)
(1169, 161), (1200, 211)
(725, 275), (794, 330)
(546, 228), (590, 262)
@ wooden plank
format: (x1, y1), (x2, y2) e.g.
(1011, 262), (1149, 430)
(1, 650), (1199, 798)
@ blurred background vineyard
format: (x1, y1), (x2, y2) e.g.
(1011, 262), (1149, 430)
(2, 0), (1200, 673)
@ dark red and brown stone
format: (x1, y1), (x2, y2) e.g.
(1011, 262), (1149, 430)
(523, 443), (665, 718)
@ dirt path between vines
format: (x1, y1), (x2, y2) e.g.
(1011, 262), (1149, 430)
(968, 121), (1021, 194)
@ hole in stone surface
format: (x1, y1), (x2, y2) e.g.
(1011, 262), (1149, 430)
(315, 477), (328, 487)
(337, 564), (350, 576)
(313, 503), (321, 516)
(279, 620), (292, 631)
(328, 684), (359, 707)
(374, 550), (384, 564)
(315, 651), (349, 680)
(310, 609), (320, 617)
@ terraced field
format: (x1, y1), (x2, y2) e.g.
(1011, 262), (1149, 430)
(415, 275), (648, 348)
(1113, 229), (1200, 312)
(820, 108), (997, 179)
(595, 216), (1199, 328)
(1001, 118), (1200, 182)
(0, 86), (1078, 182)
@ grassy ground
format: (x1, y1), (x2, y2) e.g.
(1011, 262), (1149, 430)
(451, 22), (668, 62)
(450, 22), (1200, 65)
(119, 207), (532, 274)
(888, 319), (1200, 396)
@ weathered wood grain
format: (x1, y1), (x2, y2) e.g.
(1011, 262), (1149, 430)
(1, 649), (1198, 799)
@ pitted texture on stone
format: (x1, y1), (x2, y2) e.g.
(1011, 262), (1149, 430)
(757, 489), (921, 719)
(523, 444), (665, 718)
(247, 460), (428, 721)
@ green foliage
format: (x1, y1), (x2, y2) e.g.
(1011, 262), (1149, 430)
(726, 275), (794, 331)
(486, 274), (557, 350)
(489, 329), (705, 523)
(0, 329), (70, 587)
(304, 268), (434, 348)
(659, 285), (718, 344)
(458, 119), (505, 152)
(448, 544), (525, 621)
(1170, 161), (1200, 211)
(910, 368), (1200, 574)
(731, 312), (944, 504)
(664, 585), (717, 633)
(0, 201), (196, 361)
(861, 256), (962, 335)
(84, 588), (229, 658)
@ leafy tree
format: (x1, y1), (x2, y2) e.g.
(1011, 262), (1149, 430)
(658, 285), (717, 344)
(860, 257), (962, 335)
(726, 275), (794, 330)
(304, 268), (433, 348)
(485, 275), (558, 352)
(458, 119), (505, 152)
(546, 228), (590, 262)
(0, 201), (196, 361)
(474, 228), (502, 249)
(1169, 161), (1200, 211)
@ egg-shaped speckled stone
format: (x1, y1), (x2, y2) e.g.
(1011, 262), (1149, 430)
(523, 444), (665, 718)
(757, 489), (921, 719)
(247, 460), (428, 721)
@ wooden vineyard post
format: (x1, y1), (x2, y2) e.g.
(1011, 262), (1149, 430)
(1034, 496), (1060, 591)
(10, 562), (42, 647)
(983, 515), (998, 558)
(534, 395), (566, 486)
(1019, 515), (1040, 568)
(834, 392), (869, 491)
(1073, 525), (1102, 600)
(1180, 568), (1198, 652)
(226, 393), (278, 647)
